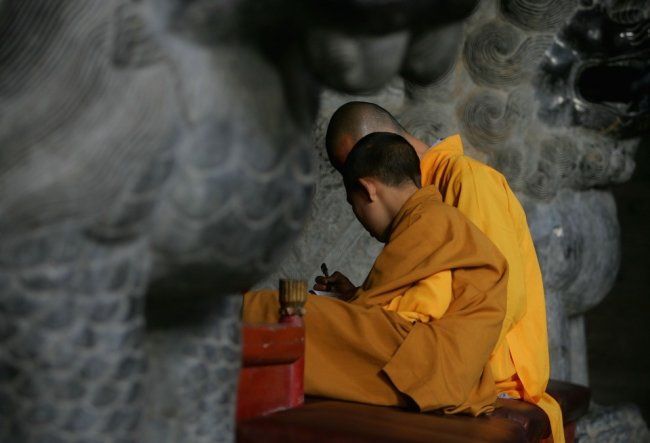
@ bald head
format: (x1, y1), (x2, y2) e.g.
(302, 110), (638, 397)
(325, 101), (407, 171)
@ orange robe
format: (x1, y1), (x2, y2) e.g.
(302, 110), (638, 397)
(383, 270), (452, 322)
(244, 185), (509, 415)
(420, 135), (563, 442)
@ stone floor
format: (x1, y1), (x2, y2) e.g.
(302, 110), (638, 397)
(586, 137), (650, 424)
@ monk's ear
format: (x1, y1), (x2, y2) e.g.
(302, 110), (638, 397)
(358, 177), (378, 202)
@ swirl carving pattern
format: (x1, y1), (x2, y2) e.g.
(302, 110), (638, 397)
(0, 0), (485, 441)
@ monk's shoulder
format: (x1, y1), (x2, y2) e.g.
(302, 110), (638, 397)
(425, 151), (495, 187)
(402, 190), (506, 266)
(453, 154), (507, 183)
(426, 135), (504, 183)
(412, 189), (465, 226)
(416, 189), (494, 236)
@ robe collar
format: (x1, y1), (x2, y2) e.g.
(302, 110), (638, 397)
(387, 185), (442, 241)
(428, 134), (464, 154)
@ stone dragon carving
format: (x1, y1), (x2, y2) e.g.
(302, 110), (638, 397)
(0, 0), (482, 441)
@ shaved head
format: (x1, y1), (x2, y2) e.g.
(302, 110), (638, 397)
(325, 101), (407, 171)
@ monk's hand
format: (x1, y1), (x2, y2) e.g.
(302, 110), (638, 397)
(314, 271), (357, 301)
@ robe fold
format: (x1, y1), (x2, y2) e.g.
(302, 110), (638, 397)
(383, 270), (452, 322)
(244, 185), (509, 416)
(420, 135), (563, 443)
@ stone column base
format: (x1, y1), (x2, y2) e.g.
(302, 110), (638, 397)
(576, 403), (649, 443)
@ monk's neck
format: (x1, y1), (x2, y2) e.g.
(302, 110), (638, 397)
(383, 184), (419, 221)
(404, 134), (430, 159)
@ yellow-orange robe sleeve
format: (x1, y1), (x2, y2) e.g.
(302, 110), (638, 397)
(383, 270), (452, 322)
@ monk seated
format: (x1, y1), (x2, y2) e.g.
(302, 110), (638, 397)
(237, 294), (590, 442)
(245, 133), (518, 421)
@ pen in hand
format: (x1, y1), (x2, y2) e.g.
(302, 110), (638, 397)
(320, 263), (332, 291)
(314, 264), (357, 300)
(321, 262), (329, 278)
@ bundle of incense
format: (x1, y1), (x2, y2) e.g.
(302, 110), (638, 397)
(279, 279), (307, 317)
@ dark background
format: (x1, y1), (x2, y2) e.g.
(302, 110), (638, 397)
(587, 136), (650, 422)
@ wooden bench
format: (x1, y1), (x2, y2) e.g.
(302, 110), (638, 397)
(238, 380), (589, 443)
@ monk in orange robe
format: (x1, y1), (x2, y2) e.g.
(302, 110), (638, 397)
(244, 132), (509, 416)
(321, 101), (563, 442)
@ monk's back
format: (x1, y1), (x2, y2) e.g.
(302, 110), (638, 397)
(420, 134), (562, 443)
(422, 137), (527, 235)
(420, 135), (531, 335)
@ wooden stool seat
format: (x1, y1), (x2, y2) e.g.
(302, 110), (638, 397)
(239, 399), (529, 442)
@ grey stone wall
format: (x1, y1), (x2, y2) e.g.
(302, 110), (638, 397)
(0, 0), (484, 441)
